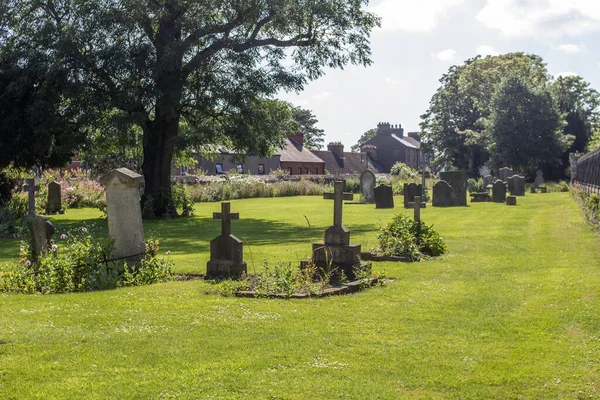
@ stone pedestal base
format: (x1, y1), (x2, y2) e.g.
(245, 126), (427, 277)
(305, 242), (362, 279)
(206, 260), (247, 279)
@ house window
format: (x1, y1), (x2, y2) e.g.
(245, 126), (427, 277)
(287, 167), (292, 174)
(298, 167), (302, 174)
(305, 167), (309, 174)
(215, 163), (224, 174)
(314, 168), (319, 175)
(236, 164), (244, 174)
(258, 164), (265, 175)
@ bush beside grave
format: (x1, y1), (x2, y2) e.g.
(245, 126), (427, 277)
(572, 185), (600, 229)
(376, 214), (446, 261)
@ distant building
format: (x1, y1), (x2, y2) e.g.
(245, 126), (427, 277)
(313, 142), (385, 176)
(360, 122), (420, 172)
(279, 133), (325, 176)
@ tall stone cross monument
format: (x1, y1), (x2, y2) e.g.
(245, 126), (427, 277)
(206, 202), (247, 278)
(23, 178), (39, 216)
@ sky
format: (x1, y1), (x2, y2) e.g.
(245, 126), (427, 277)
(278, 0), (600, 150)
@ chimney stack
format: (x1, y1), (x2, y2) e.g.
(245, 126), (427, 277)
(289, 132), (304, 147)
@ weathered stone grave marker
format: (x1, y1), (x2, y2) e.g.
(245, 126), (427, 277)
(359, 169), (376, 203)
(47, 181), (62, 214)
(534, 170), (544, 188)
(375, 184), (394, 209)
(506, 195), (517, 206)
(498, 167), (514, 182)
(99, 168), (145, 264)
(492, 180), (507, 203)
(22, 178), (39, 216)
(507, 175), (525, 196)
(432, 180), (453, 207)
(407, 196), (426, 223)
(403, 183), (422, 208)
(439, 171), (467, 206)
(206, 202), (247, 278)
(29, 215), (55, 263)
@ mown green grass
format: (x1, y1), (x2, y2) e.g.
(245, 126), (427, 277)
(1, 193), (599, 399)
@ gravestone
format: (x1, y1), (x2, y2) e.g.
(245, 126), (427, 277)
(22, 178), (39, 216)
(507, 175), (525, 196)
(375, 184), (395, 209)
(206, 202), (247, 278)
(99, 168), (145, 264)
(534, 170), (544, 188)
(492, 180), (507, 203)
(432, 180), (453, 207)
(403, 183), (422, 208)
(408, 196), (426, 222)
(439, 171), (467, 206)
(46, 181), (62, 214)
(359, 170), (376, 203)
(307, 181), (362, 279)
(498, 167), (514, 182)
(29, 215), (55, 263)
(506, 195), (517, 206)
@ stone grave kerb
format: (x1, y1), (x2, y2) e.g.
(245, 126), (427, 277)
(99, 168), (145, 262)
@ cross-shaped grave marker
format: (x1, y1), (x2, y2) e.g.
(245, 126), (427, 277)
(323, 181), (353, 226)
(22, 178), (39, 216)
(213, 202), (239, 237)
(407, 195), (426, 223)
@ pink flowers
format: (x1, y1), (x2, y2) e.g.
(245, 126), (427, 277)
(166, 250), (171, 255)
(81, 227), (88, 233)
(25, 260), (31, 266)
(51, 244), (58, 252)
(60, 234), (67, 239)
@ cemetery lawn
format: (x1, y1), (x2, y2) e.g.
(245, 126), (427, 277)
(2, 192), (600, 399)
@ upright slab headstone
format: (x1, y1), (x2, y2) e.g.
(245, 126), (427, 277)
(375, 184), (395, 209)
(206, 202), (247, 278)
(498, 167), (514, 182)
(46, 181), (62, 214)
(492, 180), (507, 203)
(507, 175), (525, 196)
(506, 195), (517, 206)
(308, 181), (362, 278)
(439, 171), (467, 206)
(432, 180), (453, 207)
(22, 178), (39, 216)
(534, 170), (544, 188)
(29, 215), (55, 263)
(99, 168), (145, 264)
(359, 170), (376, 203)
(403, 183), (422, 208)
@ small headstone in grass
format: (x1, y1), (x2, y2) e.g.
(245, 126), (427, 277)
(439, 171), (468, 206)
(507, 175), (525, 196)
(498, 167), (514, 182)
(403, 183), (421, 208)
(359, 169), (376, 203)
(375, 184), (395, 209)
(29, 215), (55, 263)
(46, 181), (62, 214)
(432, 180), (453, 207)
(206, 202), (247, 279)
(492, 180), (507, 203)
(99, 168), (145, 265)
(506, 195), (517, 206)
(534, 170), (544, 188)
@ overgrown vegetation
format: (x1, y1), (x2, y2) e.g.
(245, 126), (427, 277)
(572, 185), (600, 229)
(376, 214), (446, 261)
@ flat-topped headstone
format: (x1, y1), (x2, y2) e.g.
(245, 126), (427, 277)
(29, 215), (55, 263)
(99, 168), (145, 263)
(360, 170), (376, 203)
(506, 195), (517, 206)
(46, 181), (62, 214)
(22, 178), (39, 216)
(432, 180), (453, 207)
(507, 175), (525, 196)
(534, 170), (544, 188)
(206, 202), (246, 278)
(492, 180), (507, 203)
(498, 167), (514, 182)
(403, 183), (421, 208)
(375, 184), (394, 209)
(439, 171), (467, 206)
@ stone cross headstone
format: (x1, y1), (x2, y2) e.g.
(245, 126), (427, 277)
(46, 181), (62, 214)
(507, 175), (525, 196)
(323, 181), (354, 227)
(498, 167), (514, 182)
(432, 180), (453, 207)
(492, 180), (507, 203)
(403, 183), (422, 208)
(359, 170), (376, 203)
(23, 178), (39, 216)
(29, 215), (55, 263)
(375, 184), (395, 209)
(99, 168), (145, 264)
(439, 171), (468, 206)
(407, 196), (426, 222)
(534, 170), (544, 188)
(206, 202), (247, 278)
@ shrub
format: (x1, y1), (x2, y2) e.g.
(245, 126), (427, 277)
(0, 194), (28, 236)
(467, 178), (486, 193)
(390, 162), (418, 180)
(376, 214), (446, 261)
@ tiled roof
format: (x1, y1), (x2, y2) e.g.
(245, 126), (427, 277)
(279, 139), (324, 163)
(402, 136), (420, 148)
(312, 151), (386, 175)
(391, 134), (418, 149)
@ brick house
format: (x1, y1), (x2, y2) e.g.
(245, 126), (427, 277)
(360, 122), (421, 172)
(312, 142), (386, 176)
(279, 133), (325, 175)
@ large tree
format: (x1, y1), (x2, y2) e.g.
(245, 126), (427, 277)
(486, 76), (572, 171)
(351, 128), (376, 152)
(290, 105), (325, 150)
(3, 0), (379, 217)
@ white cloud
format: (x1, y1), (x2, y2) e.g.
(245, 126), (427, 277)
(555, 71), (579, 78)
(477, 0), (600, 39)
(371, 0), (465, 32)
(385, 77), (401, 85)
(556, 43), (586, 53)
(312, 92), (332, 100)
(434, 48), (457, 62)
(476, 45), (498, 56)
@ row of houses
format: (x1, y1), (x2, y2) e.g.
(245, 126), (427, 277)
(173, 122), (424, 177)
